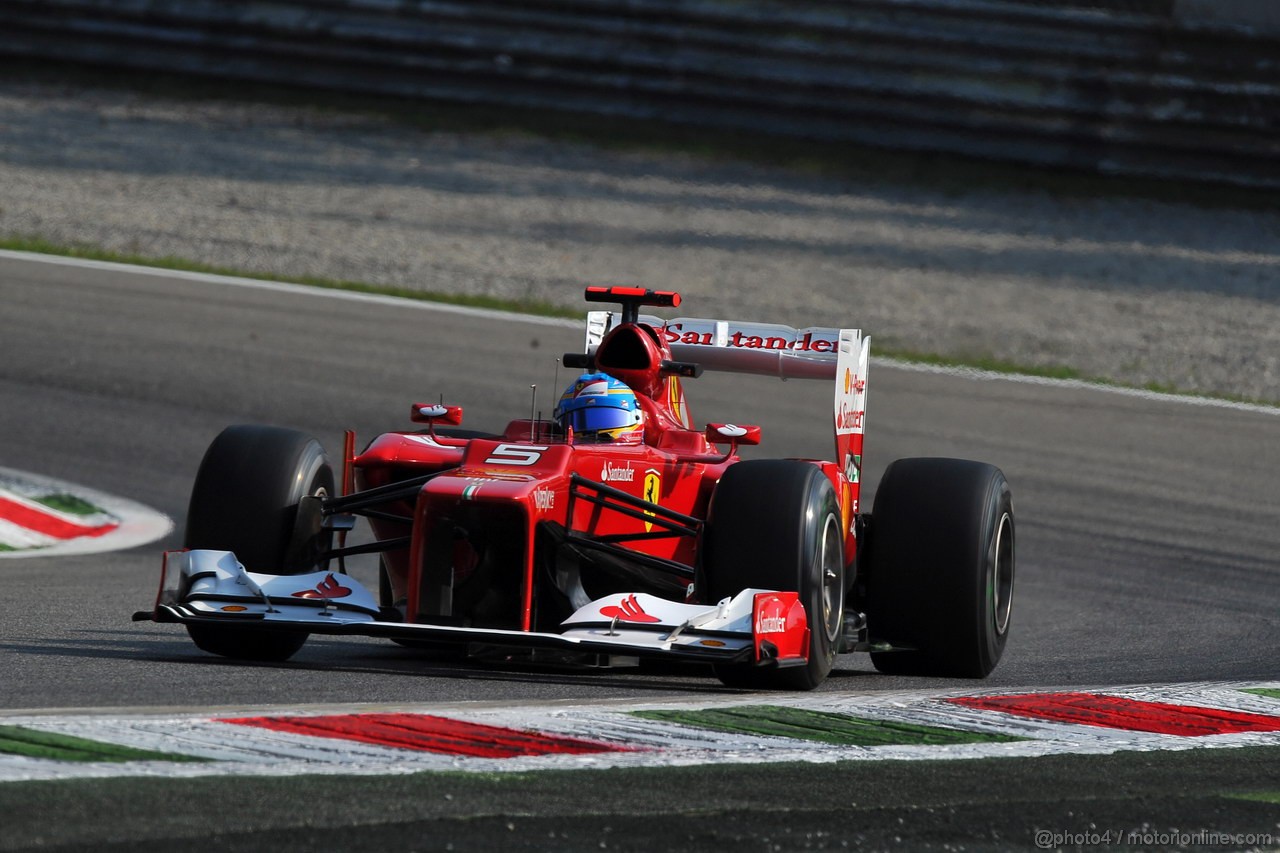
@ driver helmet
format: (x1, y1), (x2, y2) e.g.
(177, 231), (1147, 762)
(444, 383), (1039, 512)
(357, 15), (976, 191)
(555, 372), (644, 442)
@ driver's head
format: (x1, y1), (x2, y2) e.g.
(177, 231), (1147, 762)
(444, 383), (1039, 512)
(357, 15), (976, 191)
(555, 372), (644, 442)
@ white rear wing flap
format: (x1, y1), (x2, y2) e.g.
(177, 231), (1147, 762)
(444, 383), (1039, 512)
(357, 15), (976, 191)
(586, 311), (860, 381)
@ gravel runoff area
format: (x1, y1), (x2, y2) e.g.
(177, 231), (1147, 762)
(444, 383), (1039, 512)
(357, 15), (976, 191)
(1, 79), (1277, 402)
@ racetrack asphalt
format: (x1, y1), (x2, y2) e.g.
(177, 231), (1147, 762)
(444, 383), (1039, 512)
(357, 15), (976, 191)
(0, 256), (1277, 849)
(3, 748), (1277, 851)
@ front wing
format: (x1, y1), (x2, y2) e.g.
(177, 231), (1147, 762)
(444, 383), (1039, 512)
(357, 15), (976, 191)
(136, 550), (811, 668)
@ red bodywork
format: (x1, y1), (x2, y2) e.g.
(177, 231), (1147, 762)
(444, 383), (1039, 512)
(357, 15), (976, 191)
(343, 288), (860, 638)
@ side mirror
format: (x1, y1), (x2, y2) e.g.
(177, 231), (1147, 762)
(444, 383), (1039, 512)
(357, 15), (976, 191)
(410, 403), (464, 426)
(704, 423), (761, 446)
(660, 359), (703, 378)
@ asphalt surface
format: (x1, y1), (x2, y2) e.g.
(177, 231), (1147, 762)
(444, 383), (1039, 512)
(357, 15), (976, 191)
(3, 748), (1278, 852)
(1, 255), (1278, 848)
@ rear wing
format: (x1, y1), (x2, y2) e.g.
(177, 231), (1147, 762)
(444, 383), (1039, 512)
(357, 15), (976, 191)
(585, 310), (870, 495)
(586, 311), (860, 381)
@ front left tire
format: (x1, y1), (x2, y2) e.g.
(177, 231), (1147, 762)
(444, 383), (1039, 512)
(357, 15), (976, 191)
(701, 460), (846, 690)
(183, 424), (334, 662)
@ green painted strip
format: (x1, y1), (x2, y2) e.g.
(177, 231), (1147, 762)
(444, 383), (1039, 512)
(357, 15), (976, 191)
(1242, 688), (1280, 702)
(34, 493), (103, 516)
(0, 725), (207, 763)
(633, 706), (1025, 747)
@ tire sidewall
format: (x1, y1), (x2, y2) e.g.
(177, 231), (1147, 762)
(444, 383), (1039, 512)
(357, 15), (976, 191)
(795, 471), (843, 686)
(972, 473), (1014, 674)
(279, 439), (335, 573)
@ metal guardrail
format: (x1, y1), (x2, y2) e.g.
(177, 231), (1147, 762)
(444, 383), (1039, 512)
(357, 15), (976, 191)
(1, 0), (1277, 188)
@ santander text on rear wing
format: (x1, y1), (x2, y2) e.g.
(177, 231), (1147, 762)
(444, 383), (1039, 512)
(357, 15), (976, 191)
(586, 311), (866, 381)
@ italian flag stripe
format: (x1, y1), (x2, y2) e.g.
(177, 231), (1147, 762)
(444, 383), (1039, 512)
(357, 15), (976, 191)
(0, 724), (206, 763)
(220, 713), (632, 758)
(949, 692), (1280, 736)
(0, 494), (118, 541)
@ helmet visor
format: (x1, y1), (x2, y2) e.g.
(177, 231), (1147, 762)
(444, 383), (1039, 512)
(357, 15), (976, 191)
(561, 406), (636, 434)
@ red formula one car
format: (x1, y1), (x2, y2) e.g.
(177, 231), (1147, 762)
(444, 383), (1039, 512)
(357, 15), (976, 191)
(136, 287), (1014, 689)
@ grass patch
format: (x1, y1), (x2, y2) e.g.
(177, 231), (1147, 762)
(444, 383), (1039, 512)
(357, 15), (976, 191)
(1226, 790), (1280, 804)
(1243, 688), (1280, 702)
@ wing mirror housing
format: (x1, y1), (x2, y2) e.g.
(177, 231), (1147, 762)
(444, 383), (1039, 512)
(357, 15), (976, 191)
(410, 404), (464, 425)
(704, 423), (761, 446)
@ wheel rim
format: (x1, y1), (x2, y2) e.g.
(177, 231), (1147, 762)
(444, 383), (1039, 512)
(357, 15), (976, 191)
(991, 511), (1014, 636)
(819, 512), (843, 643)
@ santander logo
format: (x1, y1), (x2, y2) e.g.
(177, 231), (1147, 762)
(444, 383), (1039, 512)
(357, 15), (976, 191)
(836, 402), (864, 430)
(755, 598), (792, 634)
(756, 614), (788, 634)
(601, 461), (636, 482)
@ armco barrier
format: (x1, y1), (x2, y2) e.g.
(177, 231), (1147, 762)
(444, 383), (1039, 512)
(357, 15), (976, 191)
(0, 0), (1277, 188)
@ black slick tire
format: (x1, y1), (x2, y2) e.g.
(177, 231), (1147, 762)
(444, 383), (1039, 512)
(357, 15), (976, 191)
(864, 458), (1014, 677)
(183, 424), (334, 662)
(702, 460), (846, 690)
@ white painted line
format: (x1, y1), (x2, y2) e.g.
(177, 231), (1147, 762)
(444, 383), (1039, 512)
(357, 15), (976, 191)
(0, 249), (579, 329)
(878, 358), (1280, 416)
(4, 249), (1275, 414)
